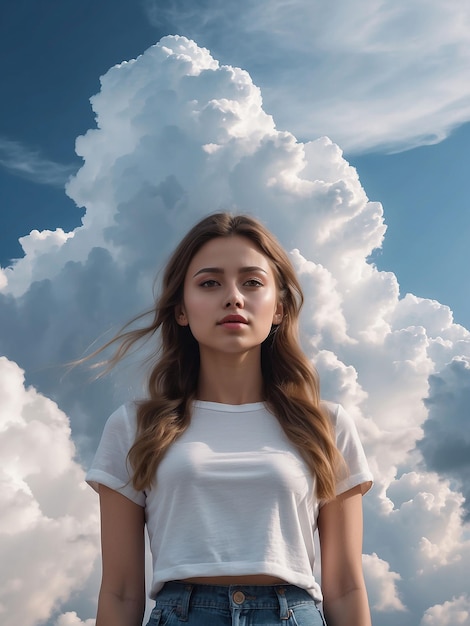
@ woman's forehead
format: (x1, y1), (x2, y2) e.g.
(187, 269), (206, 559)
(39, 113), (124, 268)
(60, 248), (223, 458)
(188, 235), (272, 270)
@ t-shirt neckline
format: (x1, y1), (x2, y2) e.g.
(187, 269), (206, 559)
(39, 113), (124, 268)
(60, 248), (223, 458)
(193, 400), (266, 412)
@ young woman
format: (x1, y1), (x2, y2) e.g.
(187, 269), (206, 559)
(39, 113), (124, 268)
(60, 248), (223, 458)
(86, 212), (373, 626)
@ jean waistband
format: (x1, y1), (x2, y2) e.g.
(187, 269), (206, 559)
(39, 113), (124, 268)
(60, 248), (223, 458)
(156, 581), (314, 619)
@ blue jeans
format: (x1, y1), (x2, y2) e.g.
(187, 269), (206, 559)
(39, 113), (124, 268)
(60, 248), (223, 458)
(145, 581), (326, 626)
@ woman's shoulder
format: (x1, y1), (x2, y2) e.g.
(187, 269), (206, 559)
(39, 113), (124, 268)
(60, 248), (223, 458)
(101, 402), (138, 438)
(320, 401), (359, 438)
(320, 400), (341, 424)
(321, 400), (373, 494)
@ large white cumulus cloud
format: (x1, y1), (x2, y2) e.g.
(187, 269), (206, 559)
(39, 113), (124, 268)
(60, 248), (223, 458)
(1, 36), (470, 625)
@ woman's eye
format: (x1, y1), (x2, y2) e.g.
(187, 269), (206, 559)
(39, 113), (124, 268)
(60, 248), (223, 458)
(244, 279), (263, 287)
(200, 279), (219, 288)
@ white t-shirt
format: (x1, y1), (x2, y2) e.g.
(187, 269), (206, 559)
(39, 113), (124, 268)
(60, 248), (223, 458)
(86, 400), (372, 602)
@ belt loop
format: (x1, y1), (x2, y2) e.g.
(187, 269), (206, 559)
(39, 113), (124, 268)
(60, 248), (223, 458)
(176, 584), (193, 621)
(275, 587), (291, 620)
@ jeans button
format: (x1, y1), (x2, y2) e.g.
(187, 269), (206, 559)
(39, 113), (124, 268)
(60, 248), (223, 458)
(233, 591), (246, 604)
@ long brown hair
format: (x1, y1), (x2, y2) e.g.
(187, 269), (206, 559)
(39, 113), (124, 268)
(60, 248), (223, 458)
(93, 212), (342, 500)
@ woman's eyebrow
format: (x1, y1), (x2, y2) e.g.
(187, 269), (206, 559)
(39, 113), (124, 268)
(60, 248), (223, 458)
(193, 266), (268, 277)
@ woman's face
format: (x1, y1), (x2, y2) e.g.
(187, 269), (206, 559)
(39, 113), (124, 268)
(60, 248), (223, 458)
(177, 235), (283, 359)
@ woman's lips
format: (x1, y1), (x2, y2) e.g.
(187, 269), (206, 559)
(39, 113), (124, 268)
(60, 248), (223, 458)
(218, 315), (248, 326)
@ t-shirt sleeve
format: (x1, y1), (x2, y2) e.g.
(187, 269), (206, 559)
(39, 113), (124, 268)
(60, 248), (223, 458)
(326, 403), (373, 497)
(85, 404), (146, 507)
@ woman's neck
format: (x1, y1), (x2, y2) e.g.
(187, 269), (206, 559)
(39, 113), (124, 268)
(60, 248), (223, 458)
(196, 350), (264, 405)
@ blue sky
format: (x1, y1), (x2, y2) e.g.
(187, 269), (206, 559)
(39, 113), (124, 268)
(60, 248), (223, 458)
(1, 3), (470, 626)
(1, 1), (469, 327)
(351, 123), (470, 329)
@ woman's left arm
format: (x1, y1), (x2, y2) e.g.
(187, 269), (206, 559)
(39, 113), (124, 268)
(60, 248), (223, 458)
(317, 484), (372, 626)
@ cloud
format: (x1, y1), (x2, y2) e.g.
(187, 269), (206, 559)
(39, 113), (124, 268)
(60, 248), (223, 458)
(0, 228), (75, 296)
(420, 595), (470, 626)
(380, 471), (465, 572)
(418, 356), (470, 520)
(362, 471), (470, 625)
(0, 137), (77, 186)
(143, 0), (470, 153)
(0, 35), (470, 625)
(363, 553), (405, 612)
(54, 613), (95, 626)
(0, 356), (99, 626)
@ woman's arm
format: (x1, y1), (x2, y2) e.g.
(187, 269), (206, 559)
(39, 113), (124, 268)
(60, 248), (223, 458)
(317, 485), (372, 626)
(96, 485), (146, 626)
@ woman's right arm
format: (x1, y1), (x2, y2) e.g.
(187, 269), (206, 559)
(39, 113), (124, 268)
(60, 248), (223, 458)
(96, 485), (146, 626)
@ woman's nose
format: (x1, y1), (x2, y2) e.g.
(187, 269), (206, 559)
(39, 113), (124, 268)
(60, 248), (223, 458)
(224, 284), (244, 308)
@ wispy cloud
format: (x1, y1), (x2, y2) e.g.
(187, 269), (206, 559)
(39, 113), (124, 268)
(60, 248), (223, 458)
(143, 0), (470, 154)
(0, 137), (77, 186)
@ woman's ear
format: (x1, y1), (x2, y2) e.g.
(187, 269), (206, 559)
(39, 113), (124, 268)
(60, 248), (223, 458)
(272, 302), (284, 326)
(175, 304), (189, 326)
